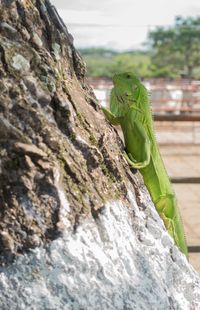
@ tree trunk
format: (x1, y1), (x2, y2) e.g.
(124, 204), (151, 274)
(0, 0), (135, 262)
(0, 1), (200, 309)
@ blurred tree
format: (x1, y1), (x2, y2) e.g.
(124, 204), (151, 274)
(110, 53), (151, 77)
(148, 16), (200, 78)
(79, 49), (151, 78)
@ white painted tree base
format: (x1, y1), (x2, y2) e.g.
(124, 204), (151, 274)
(0, 191), (199, 310)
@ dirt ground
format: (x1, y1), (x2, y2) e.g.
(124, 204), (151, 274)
(156, 122), (200, 273)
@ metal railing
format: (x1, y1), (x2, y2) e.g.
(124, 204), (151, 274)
(171, 177), (200, 184)
(188, 246), (200, 253)
(154, 113), (200, 122)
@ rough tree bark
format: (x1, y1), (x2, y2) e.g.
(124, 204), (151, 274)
(0, 0), (138, 263)
(0, 1), (200, 309)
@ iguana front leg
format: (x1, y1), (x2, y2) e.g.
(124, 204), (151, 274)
(102, 107), (120, 125)
(103, 107), (151, 168)
(124, 119), (151, 169)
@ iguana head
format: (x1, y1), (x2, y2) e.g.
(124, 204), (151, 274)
(111, 72), (149, 117)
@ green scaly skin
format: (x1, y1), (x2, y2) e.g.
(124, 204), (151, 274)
(102, 72), (188, 257)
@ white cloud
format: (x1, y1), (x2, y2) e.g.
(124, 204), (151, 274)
(51, 0), (200, 50)
(68, 24), (148, 50)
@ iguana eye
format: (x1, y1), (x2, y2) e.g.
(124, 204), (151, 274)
(123, 92), (129, 97)
(126, 74), (131, 79)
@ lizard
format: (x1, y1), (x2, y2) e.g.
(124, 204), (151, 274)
(102, 72), (188, 257)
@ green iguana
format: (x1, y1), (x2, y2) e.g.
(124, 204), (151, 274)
(102, 72), (188, 257)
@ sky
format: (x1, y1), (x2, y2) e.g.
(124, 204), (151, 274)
(51, 0), (200, 51)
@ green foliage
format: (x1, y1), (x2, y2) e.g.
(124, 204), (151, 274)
(79, 49), (152, 78)
(79, 47), (117, 57)
(148, 16), (200, 78)
(79, 16), (200, 79)
(79, 48), (117, 76)
(110, 53), (151, 77)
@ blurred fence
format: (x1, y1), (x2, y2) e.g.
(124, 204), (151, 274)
(88, 77), (200, 114)
(154, 121), (200, 145)
(145, 78), (200, 114)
